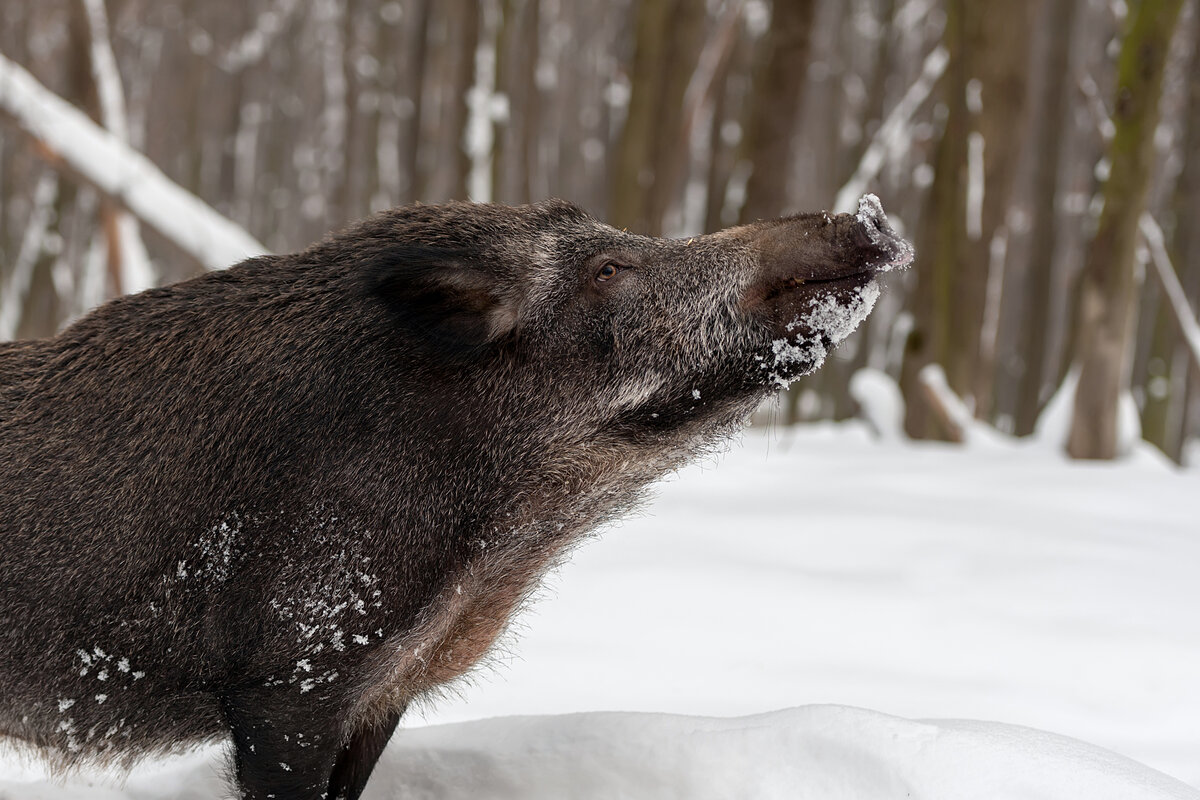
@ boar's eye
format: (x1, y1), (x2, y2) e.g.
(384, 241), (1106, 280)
(595, 261), (627, 282)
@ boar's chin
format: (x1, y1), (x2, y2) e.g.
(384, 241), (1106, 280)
(754, 276), (881, 388)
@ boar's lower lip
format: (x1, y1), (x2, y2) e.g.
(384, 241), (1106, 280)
(803, 268), (875, 284)
(757, 268), (874, 304)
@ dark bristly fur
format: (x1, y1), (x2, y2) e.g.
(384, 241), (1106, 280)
(0, 199), (911, 799)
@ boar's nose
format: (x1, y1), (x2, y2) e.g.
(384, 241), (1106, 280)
(855, 192), (890, 236)
(844, 213), (880, 250)
(748, 210), (870, 284)
(744, 193), (913, 284)
(849, 193), (914, 272)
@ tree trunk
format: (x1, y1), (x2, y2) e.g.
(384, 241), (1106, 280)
(737, 0), (816, 224)
(903, 2), (970, 440)
(902, 0), (1033, 438)
(491, 0), (540, 205)
(1170, 7), (1200, 461)
(841, 0), (896, 183)
(1066, 0), (1185, 460)
(1013, 0), (1079, 436)
(966, 0), (1035, 419)
(703, 13), (752, 233)
(400, 0), (433, 202)
(10, 4), (93, 340)
(1143, 6), (1200, 461)
(420, 0), (478, 202)
(609, 0), (706, 235)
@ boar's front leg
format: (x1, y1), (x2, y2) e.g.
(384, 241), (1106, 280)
(324, 708), (405, 800)
(220, 688), (350, 800)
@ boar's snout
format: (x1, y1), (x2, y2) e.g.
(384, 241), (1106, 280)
(733, 194), (914, 380)
(850, 192), (915, 273)
(740, 193), (914, 316)
(747, 194), (913, 291)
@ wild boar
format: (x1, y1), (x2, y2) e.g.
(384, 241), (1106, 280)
(0, 195), (912, 799)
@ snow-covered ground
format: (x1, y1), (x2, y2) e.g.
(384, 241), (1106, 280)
(3, 423), (1198, 797)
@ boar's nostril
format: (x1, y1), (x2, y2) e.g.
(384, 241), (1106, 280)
(851, 221), (876, 249)
(853, 193), (916, 271)
(854, 193), (903, 243)
(855, 193), (888, 230)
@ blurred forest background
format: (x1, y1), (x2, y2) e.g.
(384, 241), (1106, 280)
(0, 0), (1198, 462)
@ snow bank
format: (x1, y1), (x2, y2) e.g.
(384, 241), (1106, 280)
(3, 706), (1195, 800)
(848, 367), (905, 438)
(376, 706), (1200, 800)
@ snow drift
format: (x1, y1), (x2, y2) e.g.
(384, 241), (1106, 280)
(3, 706), (1196, 800)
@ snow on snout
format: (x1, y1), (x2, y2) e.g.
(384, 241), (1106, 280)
(855, 192), (888, 230)
(856, 193), (914, 272)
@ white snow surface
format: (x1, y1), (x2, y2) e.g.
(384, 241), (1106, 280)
(3, 425), (1198, 797)
(6, 707), (1194, 800)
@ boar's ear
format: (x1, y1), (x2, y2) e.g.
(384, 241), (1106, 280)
(364, 245), (521, 356)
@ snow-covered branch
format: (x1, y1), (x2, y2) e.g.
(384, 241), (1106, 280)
(81, 0), (129, 142)
(0, 49), (267, 272)
(1140, 213), (1200, 375)
(834, 44), (949, 214)
(916, 363), (1006, 447)
(917, 363), (967, 443)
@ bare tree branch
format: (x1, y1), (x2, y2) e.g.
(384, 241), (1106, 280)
(834, 45), (948, 214)
(1141, 213), (1200, 375)
(216, 0), (301, 73)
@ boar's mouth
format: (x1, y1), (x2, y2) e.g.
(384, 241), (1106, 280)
(758, 268), (872, 305)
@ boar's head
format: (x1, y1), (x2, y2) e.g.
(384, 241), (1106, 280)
(358, 196), (912, 444)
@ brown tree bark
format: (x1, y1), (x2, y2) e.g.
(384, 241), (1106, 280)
(902, 0), (1033, 438)
(1140, 6), (1200, 461)
(609, 0), (705, 235)
(701, 17), (750, 233)
(966, 1), (1035, 419)
(1013, 0), (1079, 436)
(422, 0), (478, 202)
(1066, 0), (1186, 459)
(842, 0), (896, 181)
(491, 0), (540, 205)
(340, 0), (377, 223)
(1169, 8), (1200, 461)
(737, 0), (816, 224)
(902, 4), (970, 440)
(400, 0), (434, 202)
